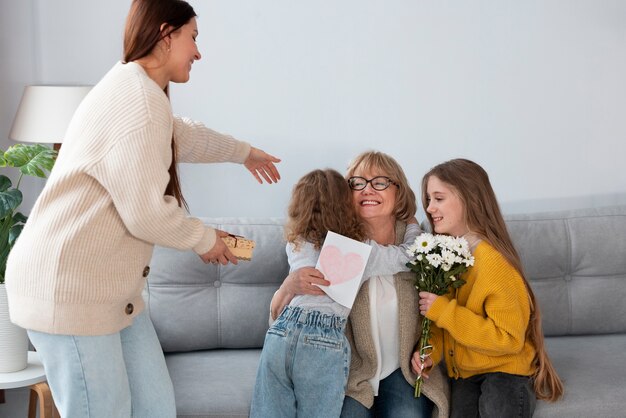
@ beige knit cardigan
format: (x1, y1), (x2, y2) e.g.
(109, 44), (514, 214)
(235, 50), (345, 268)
(344, 221), (451, 418)
(6, 61), (250, 336)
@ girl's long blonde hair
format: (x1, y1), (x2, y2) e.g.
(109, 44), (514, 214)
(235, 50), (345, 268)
(421, 158), (563, 402)
(286, 169), (365, 250)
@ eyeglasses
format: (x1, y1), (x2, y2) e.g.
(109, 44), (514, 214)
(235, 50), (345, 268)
(348, 176), (398, 191)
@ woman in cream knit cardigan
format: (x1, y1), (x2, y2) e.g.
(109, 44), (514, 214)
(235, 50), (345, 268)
(271, 151), (449, 418)
(6, 1), (279, 417)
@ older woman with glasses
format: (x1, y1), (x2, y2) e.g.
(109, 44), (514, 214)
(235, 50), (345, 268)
(270, 151), (449, 418)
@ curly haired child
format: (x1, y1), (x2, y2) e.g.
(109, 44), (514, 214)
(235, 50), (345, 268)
(250, 168), (420, 418)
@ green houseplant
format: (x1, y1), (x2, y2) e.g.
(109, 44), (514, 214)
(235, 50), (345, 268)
(0, 143), (56, 372)
(0, 144), (57, 283)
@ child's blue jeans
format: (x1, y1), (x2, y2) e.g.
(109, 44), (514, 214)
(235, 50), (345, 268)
(250, 305), (350, 418)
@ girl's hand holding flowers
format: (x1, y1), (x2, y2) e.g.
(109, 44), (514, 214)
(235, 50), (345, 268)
(411, 350), (434, 379)
(418, 291), (438, 316)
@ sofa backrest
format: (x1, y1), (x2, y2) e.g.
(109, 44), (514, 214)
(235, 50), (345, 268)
(505, 205), (626, 337)
(146, 218), (288, 352)
(147, 206), (626, 352)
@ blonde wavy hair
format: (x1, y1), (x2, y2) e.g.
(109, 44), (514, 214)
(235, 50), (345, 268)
(421, 158), (563, 402)
(285, 169), (366, 250)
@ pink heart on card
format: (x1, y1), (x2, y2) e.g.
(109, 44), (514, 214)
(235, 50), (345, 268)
(319, 245), (365, 285)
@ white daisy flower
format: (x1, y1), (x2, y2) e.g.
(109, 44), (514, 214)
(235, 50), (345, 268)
(426, 253), (442, 268)
(441, 249), (457, 265)
(414, 233), (436, 253)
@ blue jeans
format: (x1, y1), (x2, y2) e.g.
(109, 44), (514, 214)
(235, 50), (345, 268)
(450, 372), (536, 418)
(250, 306), (350, 418)
(340, 368), (434, 418)
(28, 310), (176, 418)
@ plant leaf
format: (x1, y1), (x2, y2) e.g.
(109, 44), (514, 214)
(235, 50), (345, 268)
(0, 243), (10, 283)
(0, 189), (22, 219)
(13, 212), (28, 224)
(0, 175), (12, 192)
(9, 224), (24, 247)
(0, 217), (13, 269)
(4, 144), (57, 178)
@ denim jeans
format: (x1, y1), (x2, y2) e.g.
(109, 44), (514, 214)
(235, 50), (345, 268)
(250, 305), (350, 418)
(340, 368), (434, 418)
(28, 310), (176, 418)
(450, 372), (536, 418)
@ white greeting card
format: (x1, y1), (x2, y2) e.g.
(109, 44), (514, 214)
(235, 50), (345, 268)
(315, 231), (372, 309)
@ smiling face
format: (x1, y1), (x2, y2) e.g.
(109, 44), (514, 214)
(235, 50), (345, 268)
(351, 168), (398, 225)
(425, 175), (467, 237)
(165, 17), (201, 83)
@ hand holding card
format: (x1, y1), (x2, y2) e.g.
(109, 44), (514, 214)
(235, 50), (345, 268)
(315, 231), (372, 308)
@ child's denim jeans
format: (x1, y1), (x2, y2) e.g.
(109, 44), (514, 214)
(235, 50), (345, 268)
(250, 305), (350, 418)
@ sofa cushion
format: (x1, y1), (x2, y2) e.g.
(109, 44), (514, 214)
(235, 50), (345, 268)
(505, 206), (626, 336)
(535, 334), (626, 417)
(164, 336), (626, 418)
(147, 218), (288, 352)
(165, 349), (261, 418)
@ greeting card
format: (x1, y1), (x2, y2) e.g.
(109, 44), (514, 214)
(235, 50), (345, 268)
(315, 231), (372, 308)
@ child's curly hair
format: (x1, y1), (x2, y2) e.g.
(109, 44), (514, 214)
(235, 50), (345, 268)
(285, 169), (366, 250)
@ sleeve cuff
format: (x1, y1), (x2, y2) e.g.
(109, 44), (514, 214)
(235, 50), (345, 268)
(233, 141), (251, 164)
(426, 295), (449, 322)
(192, 227), (217, 255)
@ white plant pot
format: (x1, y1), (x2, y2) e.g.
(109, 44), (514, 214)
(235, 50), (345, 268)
(0, 283), (29, 372)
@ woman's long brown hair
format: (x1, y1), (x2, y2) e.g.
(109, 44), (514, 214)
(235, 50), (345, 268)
(286, 169), (365, 250)
(421, 158), (564, 402)
(123, 0), (196, 210)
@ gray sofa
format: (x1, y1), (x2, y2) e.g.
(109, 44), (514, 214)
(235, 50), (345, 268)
(145, 206), (626, 418)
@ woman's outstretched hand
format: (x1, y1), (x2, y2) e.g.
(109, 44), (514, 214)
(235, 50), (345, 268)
(244, 147), (281, 184)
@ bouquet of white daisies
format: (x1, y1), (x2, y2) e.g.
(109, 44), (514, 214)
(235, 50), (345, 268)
(406, 233), (475, 397)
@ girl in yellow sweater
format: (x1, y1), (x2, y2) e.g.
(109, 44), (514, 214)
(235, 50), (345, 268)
(412, 159), (563, 417)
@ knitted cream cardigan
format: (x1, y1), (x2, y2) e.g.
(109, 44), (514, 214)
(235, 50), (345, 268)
(6, 61), (250, 336)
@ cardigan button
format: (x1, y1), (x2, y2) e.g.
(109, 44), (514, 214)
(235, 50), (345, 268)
(125, 303), (134, 315)
(449, 349), (454, 357)
(142, 266), (150, 277)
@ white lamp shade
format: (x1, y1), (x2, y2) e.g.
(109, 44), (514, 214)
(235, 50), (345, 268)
(9, 85), (92, 144)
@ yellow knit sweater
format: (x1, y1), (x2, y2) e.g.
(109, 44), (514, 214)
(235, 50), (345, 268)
(427, 241), (536, 379)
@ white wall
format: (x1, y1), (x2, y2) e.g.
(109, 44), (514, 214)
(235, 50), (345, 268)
(2, 0), (626, 219)
(0, 0), (40, 211)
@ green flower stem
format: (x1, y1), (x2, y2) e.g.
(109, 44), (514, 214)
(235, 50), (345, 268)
(414, 316), (432, 398)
